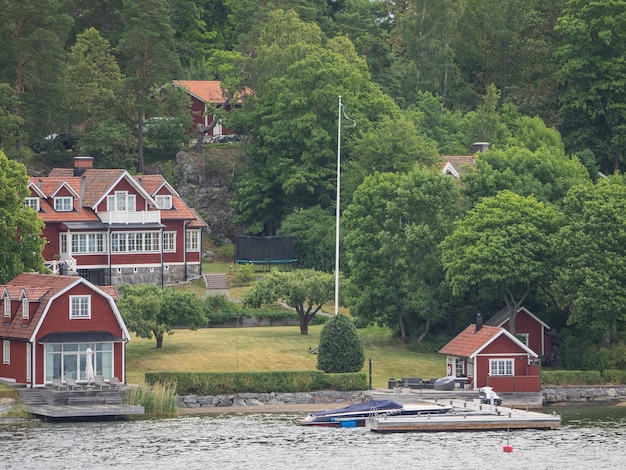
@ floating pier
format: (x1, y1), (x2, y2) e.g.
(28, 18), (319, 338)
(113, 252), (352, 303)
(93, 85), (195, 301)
(367, 398), (560, 432)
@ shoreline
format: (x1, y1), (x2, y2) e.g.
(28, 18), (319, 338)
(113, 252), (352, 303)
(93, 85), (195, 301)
(180, 402), (350, 415)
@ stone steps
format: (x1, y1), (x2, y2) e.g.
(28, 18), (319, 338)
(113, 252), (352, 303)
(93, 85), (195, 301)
(203, 273), (229, 290)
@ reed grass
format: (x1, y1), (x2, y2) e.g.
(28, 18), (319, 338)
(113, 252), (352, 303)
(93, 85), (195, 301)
(124, 382), (178, 417)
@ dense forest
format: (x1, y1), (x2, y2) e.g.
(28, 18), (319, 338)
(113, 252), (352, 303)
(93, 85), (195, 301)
(2, 0), (626, 369)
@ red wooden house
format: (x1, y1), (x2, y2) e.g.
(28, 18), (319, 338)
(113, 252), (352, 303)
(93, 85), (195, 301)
(27, 156), (207, 287)
(0, 273), (130, 388)
(485, 306), (554, 366)
(439, 315), (541, 392)
(172, 80), (243, 137)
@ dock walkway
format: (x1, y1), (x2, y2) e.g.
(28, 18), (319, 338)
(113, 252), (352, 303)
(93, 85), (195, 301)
(367, 397), (560, 432)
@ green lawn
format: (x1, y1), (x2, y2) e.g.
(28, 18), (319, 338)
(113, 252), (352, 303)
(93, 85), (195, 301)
(125, 324), (446, 389)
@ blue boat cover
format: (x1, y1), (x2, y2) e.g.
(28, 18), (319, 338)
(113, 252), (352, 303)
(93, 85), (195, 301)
(311, 400), (403, 417)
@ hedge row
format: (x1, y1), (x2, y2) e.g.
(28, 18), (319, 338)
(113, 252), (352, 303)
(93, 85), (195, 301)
(542, 369), (626, 385)
(145, 371), (368, 395)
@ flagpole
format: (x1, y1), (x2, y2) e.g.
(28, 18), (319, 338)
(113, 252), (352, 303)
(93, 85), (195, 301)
(335, 96), (342, 316)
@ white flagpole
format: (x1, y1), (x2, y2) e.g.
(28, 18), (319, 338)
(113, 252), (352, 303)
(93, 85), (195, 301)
(335, 96), (342, 316)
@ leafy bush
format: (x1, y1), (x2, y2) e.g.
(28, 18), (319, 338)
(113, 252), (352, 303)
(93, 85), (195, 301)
(317, 314), (364, 373)
(231, 263), (256, 286)
(145, 371), (366, 394)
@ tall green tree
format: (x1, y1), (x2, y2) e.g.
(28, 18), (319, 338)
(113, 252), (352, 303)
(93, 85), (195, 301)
(551, 179), (626, 347)
(116, 0), (181, 172)
(117, 284), (206, 348)
(462, 146), (590, 207)
(66, 28), (126, 130)
(0, 0), (72, 149)
(0, 151), (45, 282)
(440, 190), (562, 334)
(242, 269), (335, 335)
(0, 83), (24, 153)
(232, 9), (396, 234)
(343, 166), (460, 343)
(555, 0), (626, 173)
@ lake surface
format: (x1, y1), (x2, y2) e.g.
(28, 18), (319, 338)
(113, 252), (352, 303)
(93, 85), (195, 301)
(2, 404), (625, 470)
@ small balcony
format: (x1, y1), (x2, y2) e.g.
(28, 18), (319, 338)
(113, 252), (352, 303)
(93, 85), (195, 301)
(98, 210), (161, 224)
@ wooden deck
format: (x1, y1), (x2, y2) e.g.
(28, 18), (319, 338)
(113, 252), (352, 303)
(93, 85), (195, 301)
(19, 387), (144, 419)
(367, 398), (560, 432)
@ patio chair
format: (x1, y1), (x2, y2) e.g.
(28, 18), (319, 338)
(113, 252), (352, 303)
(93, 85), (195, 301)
(109, 376), (127, 390)
(51, 378), (68, 390)
(94, 375), (111, 389)
(65, 378), (83, 390)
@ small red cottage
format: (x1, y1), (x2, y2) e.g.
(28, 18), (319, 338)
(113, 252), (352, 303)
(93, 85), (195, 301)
(486, 306), (554, 366)
(0, 273), (130, 388)
(172, 80), (243, 136)
(439, 315), (541, 392)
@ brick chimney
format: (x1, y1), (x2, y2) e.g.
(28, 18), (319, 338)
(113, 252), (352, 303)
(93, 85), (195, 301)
(73, 156), (94, 176)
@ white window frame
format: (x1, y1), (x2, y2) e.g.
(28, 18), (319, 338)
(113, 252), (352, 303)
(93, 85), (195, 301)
(54, 196), (73, 212)
(156, 194), (172, 209)
(22, 298), (28, 320)
(71, 233), (105, 254)
(3, 340), (9, 364)
(489, 358), (514, 376)
(25, 197), (40, 211)
(111, 232), (160, 252)
(60, 233), (68, 254)
(163, 232), (176, 252)
(186, 230), (200, 251)
(108, 191), (136, 212)
(26, 343), (31, 382)
(70, 296), (91, 319)
(3, 297), (9, 318)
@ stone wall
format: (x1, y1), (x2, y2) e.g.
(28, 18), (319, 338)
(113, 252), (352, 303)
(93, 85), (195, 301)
(543, 386), (626, 403)
(177, 391), (367, 409)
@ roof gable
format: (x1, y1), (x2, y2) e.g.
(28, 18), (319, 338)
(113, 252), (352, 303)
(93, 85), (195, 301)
(486, 306), (550, 330)
(173, 80), (227, 104)
(441, 155), (475, 177)
(0, 273), (129, 342)
(439, 324), (537, 358)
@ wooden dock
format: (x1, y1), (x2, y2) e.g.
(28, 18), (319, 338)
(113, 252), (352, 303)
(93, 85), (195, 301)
(22, 403), (144, 419)
(18, 387), (144, 419)
(367, 398), (560, 432)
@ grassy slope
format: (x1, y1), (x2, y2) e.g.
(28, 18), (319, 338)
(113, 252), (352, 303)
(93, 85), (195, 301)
(130, 260), (446, 389)
(126, 324), (446, 389)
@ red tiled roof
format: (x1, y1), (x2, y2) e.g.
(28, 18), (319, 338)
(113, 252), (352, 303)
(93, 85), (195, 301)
(439, 324), (503, 357)
(441, 155), (476, 177)
(173, 80), (228, 103)
(0, 273), (118, 340)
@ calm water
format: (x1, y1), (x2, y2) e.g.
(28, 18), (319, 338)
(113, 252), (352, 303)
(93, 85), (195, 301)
(2, 404), (625, 470)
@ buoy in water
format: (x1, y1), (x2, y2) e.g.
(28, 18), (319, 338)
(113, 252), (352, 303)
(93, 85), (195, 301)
(503, 444), (514, 453)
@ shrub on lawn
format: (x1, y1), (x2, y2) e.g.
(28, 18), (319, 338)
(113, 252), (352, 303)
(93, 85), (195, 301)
(317, 314), (364, 373)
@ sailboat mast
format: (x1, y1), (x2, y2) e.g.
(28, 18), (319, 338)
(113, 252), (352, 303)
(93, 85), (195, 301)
(334, 96), (342, 316)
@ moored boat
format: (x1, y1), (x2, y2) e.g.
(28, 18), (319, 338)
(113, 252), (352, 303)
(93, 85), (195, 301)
(296, 399), (452, 427)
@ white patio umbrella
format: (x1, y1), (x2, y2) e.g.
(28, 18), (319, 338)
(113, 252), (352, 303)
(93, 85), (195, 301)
(85, 348), (95, 385)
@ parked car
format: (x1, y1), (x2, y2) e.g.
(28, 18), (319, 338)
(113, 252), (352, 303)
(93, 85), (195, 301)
(479, 386), (502, 406)
(31, 133), (80, 153)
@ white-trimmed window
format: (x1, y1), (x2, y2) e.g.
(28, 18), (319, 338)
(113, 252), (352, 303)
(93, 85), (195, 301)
(70, 296), (91, 319)
(186, 230), (200, 251)
(489, 358), (514, 376)
(54, 197), (73, 212)
(163, 232), (176, 251)
(111, 232), (160, 252)
(60, 234), (68, 254)
(71, 233), (104, 254)
(3, 297), (10, 318)
(108, 191), (136, 212)
(156, 194), (172, 209)
(25, 197), (40, 211)
(2, 340), (9, 364)
(22, 298), (29, 320)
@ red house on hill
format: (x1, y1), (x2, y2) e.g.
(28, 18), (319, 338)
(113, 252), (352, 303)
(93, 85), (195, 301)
(0, 273), (130, 388)
(27, 156), (207, 287)
(439, 315), (541, 392)
(485, 306), (554, 366)
(172, 80), (243, 137)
